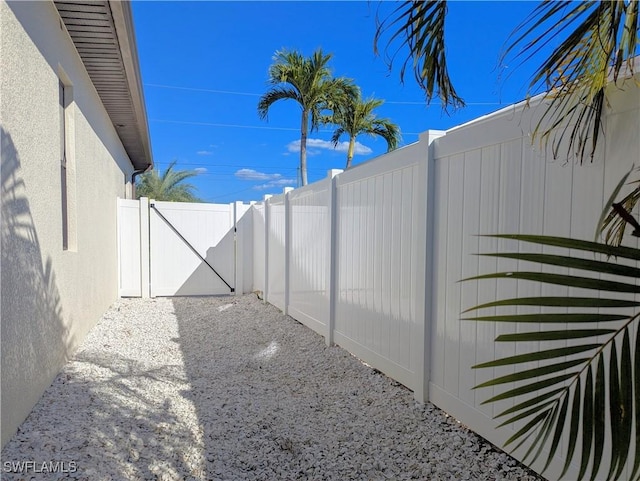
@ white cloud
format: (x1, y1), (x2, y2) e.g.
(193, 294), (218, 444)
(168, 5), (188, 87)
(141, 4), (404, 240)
(235, 168), (295, 190)
(194, 167), (207, 174)
(197, 150), (213, 156)
(253, 178), (296, 190)
(286, 138), (372, 155)
(268, 178), (296, 186)
(235, 168), (282, 181)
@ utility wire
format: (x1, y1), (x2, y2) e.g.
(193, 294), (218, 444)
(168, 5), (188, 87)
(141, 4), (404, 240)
(145, 82), (510, 106)
(149, 118), (422, 136)
(150, 118), (305, 132)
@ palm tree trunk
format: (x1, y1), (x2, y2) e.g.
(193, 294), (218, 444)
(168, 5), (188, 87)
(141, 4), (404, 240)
(300, 109), (309, 186)
(345, 136), (356, 169)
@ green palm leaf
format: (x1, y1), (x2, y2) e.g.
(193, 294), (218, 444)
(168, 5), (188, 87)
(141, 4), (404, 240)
(496, 329), (616, 342)
(324, 89), (400, 169)
(474, 345), (600, 368)
(465, 271), (640, 293)
(373, 0), (464, 110)
(631, 327), (640, 480)
(503, 1), (638, 164)
(529, 404), (559, 465)
(465, 296), (640, 311)
(579, 365), (595, 480)
(464, 234), (640, 480)
(135, 161), (202, 202)
(496, 388), (565, 419)
(607, 337), (624, 481)
(561, 380), (583, 479)
(544, 393), (570, 472)
(595, 164), (635, 245)
(592, 354), (606, 481)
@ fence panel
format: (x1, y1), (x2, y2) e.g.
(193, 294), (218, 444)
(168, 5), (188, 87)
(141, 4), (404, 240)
(427, 80), (640, 480)
(266, 194), (286, 311)
(252, 204), (266, 295)
(287, 178), (332, 335)
(234, 202), (253, 295)
(333, 143), (426, 389)
(149, 201), (235, 296)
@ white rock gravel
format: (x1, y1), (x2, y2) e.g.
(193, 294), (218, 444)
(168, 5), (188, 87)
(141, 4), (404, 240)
(1, 295), (545, 481)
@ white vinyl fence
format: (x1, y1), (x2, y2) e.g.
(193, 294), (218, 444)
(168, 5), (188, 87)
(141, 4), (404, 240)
(249, 76), (639, 480)
(287, 177), (333, 337)
(115, 75), (638, 480)
(117, 199), (253, 297)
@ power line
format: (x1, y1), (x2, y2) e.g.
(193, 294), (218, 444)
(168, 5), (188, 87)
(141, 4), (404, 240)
(149, 118), (304, 132)
(146, 83), (261, 97)
(154, 161), (300, 170)
(149, 118), (423, 136)
(152, 161), (328, 173)
(145, 82), (510, 106)
(205, 186), (271, 201)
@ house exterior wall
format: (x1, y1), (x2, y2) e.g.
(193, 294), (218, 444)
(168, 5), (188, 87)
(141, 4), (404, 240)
(1, 0), (135, 447)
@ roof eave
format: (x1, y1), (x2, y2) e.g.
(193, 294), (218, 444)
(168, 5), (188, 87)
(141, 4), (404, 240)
(109, 0), (153, 172)
(54, 0), (153, 172)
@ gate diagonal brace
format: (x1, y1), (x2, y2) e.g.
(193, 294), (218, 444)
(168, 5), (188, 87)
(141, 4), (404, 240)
(150, 203), (234, 293)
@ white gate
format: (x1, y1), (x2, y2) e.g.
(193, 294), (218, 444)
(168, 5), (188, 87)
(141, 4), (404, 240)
(117, 198), (252, 297)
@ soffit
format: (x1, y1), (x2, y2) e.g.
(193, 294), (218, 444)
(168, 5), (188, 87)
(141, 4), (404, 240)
(53, 0), (152, 171)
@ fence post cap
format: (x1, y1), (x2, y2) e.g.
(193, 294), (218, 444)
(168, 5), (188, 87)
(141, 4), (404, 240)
(328, 169), (343, 179)
(419, 130), (447, 144)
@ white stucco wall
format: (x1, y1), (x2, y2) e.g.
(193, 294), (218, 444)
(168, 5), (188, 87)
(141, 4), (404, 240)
(1, 1), (136, 447)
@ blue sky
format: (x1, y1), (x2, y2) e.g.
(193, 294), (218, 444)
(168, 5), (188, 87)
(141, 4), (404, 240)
(132, 1), (542, 204)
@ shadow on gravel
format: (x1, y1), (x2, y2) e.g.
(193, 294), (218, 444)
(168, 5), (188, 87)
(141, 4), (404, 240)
(1, 346), (203, 480)
(171, 295), (546, 481)
(170, 294), (362, 480)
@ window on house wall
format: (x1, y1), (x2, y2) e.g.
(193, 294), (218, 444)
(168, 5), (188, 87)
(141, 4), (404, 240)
(59, 76), (77, 251)
(59, 80), (68, 249)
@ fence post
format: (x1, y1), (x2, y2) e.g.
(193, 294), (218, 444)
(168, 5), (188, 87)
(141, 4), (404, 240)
(283, 187), (293, 316)
(327, 169), (342, 346)
(139, 197), (150, 298)
(413, 130), (446, 403)
(234, 201), (244, 296)
(263, 194), (272, 304)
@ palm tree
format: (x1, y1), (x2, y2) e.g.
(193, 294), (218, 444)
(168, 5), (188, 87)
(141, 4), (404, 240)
(136, 161), (202, 202)
(258, 49), (355, 186)
(375, 2), (639, 478)
(326, 90), (400, 169)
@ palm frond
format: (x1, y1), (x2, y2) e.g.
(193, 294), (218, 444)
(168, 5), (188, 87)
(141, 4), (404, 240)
(326, 89), (401, 168)
(464, 233), (640, 480)
(369, 119), (401, 152)
(596, 164), (636, 245)
(374, 0), (464, 110)
(503, 0), (638, 164)
(136, 161), (202, 202)
(257, 87), (302, 120)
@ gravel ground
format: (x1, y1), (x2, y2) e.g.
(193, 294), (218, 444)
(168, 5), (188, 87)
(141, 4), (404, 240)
(1, 295), (544, 481)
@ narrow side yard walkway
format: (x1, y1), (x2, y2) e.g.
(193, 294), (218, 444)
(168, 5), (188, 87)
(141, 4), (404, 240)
(1, 295), (543, 481)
